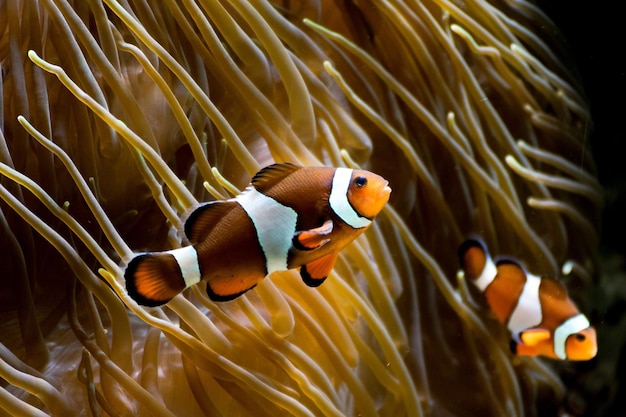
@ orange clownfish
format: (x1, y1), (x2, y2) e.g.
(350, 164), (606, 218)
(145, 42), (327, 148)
(458, 238), (597, 361)
(125, 163), (391, 306)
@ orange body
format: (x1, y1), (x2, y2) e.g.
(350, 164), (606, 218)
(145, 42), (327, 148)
(458, 238), (597, 360)
(126, 163), (391, 306)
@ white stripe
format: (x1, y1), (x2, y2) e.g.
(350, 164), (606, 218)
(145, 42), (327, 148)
(235, 187), (298, 274)
(553, 314), (590, 360)
(507, 272), (543, 337)
(168, 246), (201, 288)
(473, 255), (497, 292)
(329, 168), (371, 229)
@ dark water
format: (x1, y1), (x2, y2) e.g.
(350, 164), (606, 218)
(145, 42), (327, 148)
(537, 0), (625, 256)
(537, 2), (626, 416)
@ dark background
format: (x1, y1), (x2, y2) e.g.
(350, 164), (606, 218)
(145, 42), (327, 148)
(536, 0), (625, 256)
(535, 2), (625, 416)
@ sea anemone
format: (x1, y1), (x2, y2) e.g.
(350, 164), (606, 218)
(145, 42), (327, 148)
(1, 0), (603, 416)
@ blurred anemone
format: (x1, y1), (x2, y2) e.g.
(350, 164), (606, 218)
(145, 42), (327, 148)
(0, 0), (603, 416)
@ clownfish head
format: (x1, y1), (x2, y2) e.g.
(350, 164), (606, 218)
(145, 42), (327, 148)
(543, 313), (597, 360)
(563, 325), (597, 360)
(516, 316), (597, 360)
(346, 170), (391, 219)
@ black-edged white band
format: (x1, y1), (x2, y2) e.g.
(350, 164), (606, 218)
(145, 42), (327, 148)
(168, 246), (201, 288)
(236, 187), (298, 274)
(329, 168), (371, 229)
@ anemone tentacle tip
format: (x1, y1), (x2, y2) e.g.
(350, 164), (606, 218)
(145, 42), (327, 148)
(1, 1), (603, 416)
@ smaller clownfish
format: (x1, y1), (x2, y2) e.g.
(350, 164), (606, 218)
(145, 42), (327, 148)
(457, 238), (597, 361)
(125, 163), (391, 306)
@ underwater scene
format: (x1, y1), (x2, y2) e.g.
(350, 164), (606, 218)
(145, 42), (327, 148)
(1, 1), (623, 416)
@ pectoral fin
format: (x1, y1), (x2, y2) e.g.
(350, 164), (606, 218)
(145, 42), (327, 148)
(519, 328), (551, 346)
(293, 220), (333, 250)
(300, 252), (338, 287)
(510, 329), (552, 356)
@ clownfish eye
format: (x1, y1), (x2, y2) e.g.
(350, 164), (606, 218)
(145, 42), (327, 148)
(354, 176), (367, 188)
(575, 333), (586, 342)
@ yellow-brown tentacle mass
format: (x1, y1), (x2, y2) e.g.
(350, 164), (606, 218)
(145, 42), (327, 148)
(0, 1), (604, 416)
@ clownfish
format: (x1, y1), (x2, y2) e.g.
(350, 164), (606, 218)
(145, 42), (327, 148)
(125, 163), (391, 306)
(457, 238), (597, 361)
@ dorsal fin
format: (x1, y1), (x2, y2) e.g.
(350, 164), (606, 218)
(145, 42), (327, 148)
(494, 258), (527, 282)
(538, 277), (569, 301)
(251, 163), (301, 192)
(495, 256), (526, 270)
(184, 201), (235, 243)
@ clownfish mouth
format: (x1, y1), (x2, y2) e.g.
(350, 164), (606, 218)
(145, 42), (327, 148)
(375, 181), (391, 211)
(380, 181), (392, 200)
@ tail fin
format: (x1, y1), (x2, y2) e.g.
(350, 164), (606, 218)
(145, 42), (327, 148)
(457, 238), (488, 280)
(125, 253), (186, 306)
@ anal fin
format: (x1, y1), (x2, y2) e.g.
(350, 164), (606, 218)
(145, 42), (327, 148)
(300, 252), (338, 287)
(205, 275), (262, 302)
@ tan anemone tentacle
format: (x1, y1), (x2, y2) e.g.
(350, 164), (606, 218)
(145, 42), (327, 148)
(0, 345), (71, 416)
(27, 51), (197, 210)
(305, 18), (558, 273)
(104, 0), (263, 174)
(384, 205), (524, 415)
(1, 1), (601, 416)
(0, 386), (50, 417)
